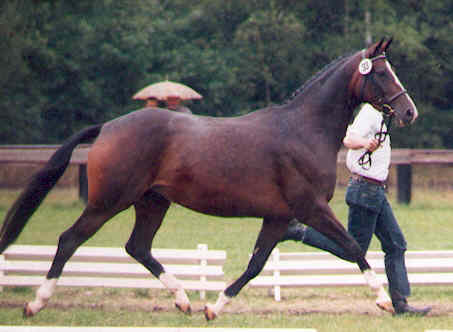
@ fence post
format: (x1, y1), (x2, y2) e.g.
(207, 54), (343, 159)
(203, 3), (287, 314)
(198, 243), (208, 300)
(79, 164), (88, 203)
(397, 164), (412, 204)
(272, 248), (281, 301)
(0, 254), (4, 292)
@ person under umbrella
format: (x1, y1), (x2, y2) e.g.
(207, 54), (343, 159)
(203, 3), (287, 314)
(165, 96), (192, 114)
(145, 97), (159, 108)
(133, 80), (202, 114)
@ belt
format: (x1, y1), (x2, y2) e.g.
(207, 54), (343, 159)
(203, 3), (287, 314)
(351, 173), (386, 187)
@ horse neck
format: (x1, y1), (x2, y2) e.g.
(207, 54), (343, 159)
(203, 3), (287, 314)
(285, 56), (360, 154)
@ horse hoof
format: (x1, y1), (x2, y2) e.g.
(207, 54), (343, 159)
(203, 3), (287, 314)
(376, 301), (395, 314)
(175, 302), (191, 315)
(23, 303), (34, 318)
(204, 304), (217, 321)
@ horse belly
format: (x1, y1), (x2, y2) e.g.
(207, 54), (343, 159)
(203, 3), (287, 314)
(153, 178), (291, 218)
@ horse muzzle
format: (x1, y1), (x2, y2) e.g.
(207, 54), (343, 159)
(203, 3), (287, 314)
(396, 106), (418, 127)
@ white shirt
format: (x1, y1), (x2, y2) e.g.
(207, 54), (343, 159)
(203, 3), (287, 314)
(346, 104), (391, 181)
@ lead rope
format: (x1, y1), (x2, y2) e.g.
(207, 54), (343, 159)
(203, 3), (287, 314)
(358, 110), (394, 170)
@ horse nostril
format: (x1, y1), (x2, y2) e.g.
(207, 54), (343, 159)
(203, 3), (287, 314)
(406, 109), (413, 118)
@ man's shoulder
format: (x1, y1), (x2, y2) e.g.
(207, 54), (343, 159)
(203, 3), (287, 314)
(356, 104), (382, 123)
(348, 104), (381, 135)
(359, 104), (380, 116)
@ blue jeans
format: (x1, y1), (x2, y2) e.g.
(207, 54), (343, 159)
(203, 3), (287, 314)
(302, 178), (410, 300)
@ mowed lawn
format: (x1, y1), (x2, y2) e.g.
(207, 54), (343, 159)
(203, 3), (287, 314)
(1, 187), (453, 331)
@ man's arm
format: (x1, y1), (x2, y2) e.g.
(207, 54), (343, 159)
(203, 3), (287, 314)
(343, 131), (379, 152)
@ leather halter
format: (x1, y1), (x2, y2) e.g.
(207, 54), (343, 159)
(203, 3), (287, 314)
(356, 51), (408, 170)
(358, 52), (408, 115)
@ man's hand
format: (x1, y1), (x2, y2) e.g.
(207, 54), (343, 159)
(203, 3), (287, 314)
(364, 138), (380, 152)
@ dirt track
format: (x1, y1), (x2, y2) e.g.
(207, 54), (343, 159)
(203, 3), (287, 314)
(2, 291), (453, 317)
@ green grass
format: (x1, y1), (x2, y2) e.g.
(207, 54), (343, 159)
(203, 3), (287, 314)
(1, 187), (453, 331)
(2, 309), (453, 331)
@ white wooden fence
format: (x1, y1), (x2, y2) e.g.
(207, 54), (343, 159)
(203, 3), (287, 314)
(249, 248), (453, 301)
(0, 244), (226, 299)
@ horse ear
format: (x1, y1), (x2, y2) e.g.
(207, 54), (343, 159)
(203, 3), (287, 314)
(371, 37), (385, 57)
(384, 37), (393, 53)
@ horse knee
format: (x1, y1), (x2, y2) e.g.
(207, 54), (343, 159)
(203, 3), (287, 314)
(340, 239), (364, 261)
(345, 241), (369, 271)
(125, 241), (143, 260)
(58, 227), (83, 247)
(125, 242), (163, 277)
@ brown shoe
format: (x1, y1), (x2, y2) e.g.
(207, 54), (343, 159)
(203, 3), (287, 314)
(393, 300), (431, 316)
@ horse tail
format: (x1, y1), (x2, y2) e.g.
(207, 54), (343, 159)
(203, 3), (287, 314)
(0, 124), (103, 253)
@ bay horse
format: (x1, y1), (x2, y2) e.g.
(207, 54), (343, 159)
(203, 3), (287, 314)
(0, 38), (417, 320)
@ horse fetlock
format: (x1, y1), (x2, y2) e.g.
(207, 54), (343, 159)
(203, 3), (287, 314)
(37, 278), (57, 298)
(363, 269), (381, 290)
(23, 298), (47, 318)
(159, 273), (191, 314)
(174, 288), (191, 314)
(363, 270), (395, 314)
(175, 302), (192, 315)
(24, 278), (57, 317)
(23, 302), (37, 318)
(375, 286), (395, 314)
(376, 300), (395, 314)
(204, 291), (231, 321)
(204, 304), (217, 321)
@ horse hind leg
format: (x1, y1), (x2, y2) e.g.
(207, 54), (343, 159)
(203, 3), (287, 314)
(302, 202), (394, 313)
(125, 190), (191, 314)
(204, 217), (289, 320)
(24, 205), (119, 317)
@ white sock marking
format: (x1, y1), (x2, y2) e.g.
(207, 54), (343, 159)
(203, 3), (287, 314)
(28, 278), (57, 314)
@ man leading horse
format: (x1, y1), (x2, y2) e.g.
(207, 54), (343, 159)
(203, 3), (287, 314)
(281, 101), (431, 316)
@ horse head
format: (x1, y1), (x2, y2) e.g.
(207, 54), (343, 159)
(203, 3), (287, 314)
(351, 37), (418, 127)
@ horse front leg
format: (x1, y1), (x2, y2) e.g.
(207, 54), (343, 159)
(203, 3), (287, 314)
(204, 217), (289, 320)
(303, 201), (393, 313)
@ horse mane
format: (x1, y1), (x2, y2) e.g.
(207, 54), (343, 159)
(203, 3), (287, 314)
(283, 50), (356, 105)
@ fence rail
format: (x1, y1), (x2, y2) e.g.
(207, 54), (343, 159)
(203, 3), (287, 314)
(0, 144), (90, 165)
(2, 146), (453, 165)
(0, 244), (226, 299)
(2, 146), (453, 203)
(249, 249), (453, 301)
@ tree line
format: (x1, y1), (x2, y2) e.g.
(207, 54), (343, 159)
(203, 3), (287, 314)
(0, 0), (452, 148)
